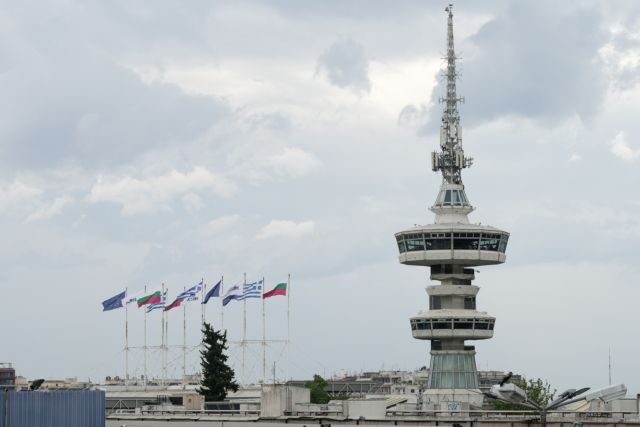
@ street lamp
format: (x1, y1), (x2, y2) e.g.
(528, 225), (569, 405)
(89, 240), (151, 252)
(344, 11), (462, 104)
(485, 378), (627, 427)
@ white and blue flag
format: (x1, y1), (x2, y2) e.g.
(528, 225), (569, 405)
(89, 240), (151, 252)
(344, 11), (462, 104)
(146, 293), (166, 313)
(222, 283), (242, 306)
(176, 280), (203, 303)
(239, 279), (263, 300)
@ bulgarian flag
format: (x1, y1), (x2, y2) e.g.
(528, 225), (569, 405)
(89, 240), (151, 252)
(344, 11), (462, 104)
(137, 290), (161, 307)
(263, 283), (287, 299)
(164, 298), (182, 312)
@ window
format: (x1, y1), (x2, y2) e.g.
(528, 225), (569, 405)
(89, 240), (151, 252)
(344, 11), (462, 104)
(430, 296), (442, 310)
(453, 319), (474, 329)
(444, 190), (451, 204)
(498, 234), (509, 252)
(475, 320), (489, 330)
(451, 191), (459, 204)
(405, 234), (425, 251)
(416, 321), (431, 330)
(464, 296), (476, 310)
(426, 232), (452, 250)
(429, 354), (478, 389)
(479, 233), (500, 251)
(432, 320), (451, 329)
(459, 191), (468, 204)
(453, 234), (479, 250)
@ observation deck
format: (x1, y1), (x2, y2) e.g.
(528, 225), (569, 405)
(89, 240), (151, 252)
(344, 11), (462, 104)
(395, 223), (509, 266)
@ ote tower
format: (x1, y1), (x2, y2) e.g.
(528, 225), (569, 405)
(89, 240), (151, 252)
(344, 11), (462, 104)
(394, 5), (509, 402)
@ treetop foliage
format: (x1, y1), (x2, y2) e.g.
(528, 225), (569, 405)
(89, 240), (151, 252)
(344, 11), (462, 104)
(198, 322), (239, 402)
(305, 374), (332, 404)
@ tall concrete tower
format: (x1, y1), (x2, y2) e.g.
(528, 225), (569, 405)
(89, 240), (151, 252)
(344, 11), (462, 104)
(394, 5), (510, 405)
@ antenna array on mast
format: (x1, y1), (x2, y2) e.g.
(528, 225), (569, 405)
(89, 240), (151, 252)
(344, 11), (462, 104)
(431, 4), (473, 185)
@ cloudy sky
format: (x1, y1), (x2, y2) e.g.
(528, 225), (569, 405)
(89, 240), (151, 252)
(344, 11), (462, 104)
(2, 0), (640, 394)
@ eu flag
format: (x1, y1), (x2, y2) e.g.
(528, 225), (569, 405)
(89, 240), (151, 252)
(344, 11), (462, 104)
(102, 290), (126, 311)
(202, 280), (221, 305)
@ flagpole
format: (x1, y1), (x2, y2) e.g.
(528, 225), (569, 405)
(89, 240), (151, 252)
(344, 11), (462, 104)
(242, 272), (247, 386)
(286, 273), (291, 382)
(220, 276), (224, 331)
(144, 285), (147, 389)
(183, 285), (187, 383)
(262, 276), (266, 384)
(201, 280), (206, 327)
(125, 287), (129, 388)
(161, 283), (166, 387)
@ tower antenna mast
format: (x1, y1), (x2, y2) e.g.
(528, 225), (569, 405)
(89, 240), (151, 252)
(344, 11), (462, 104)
(433, 4), (472, 185)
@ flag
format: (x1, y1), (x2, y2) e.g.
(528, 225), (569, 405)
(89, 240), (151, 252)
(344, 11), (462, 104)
(164, 298), (182, 312)
(122, 289), (145, 305)
(174, 280), (203, 303)
(202, 280), (221, 305)
(137, 290), (162, 307)
(237, 279), (263, 301)
(102, 290), (126, 311)
(222, 283), (242, 306)
(146, 301), (165, 313)
(263, 283), (287, 299)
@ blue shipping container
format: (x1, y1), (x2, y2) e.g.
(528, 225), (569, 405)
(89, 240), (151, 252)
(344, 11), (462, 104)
(0, 390), (104, 427)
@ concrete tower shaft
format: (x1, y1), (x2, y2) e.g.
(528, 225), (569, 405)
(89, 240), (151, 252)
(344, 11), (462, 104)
(394, 5), (509, 397)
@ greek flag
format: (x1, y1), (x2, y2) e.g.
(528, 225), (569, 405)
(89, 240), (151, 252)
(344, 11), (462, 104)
(238, 279), (263, 301)
(176, 280), (203, 302)
(146, 296), (166, 313)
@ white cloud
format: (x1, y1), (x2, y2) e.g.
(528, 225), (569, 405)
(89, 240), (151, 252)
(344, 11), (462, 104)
(256, 220), (315, 240)
(26, 196), (73, 222)
(568, 153), (582, 162)
(609, 131), (640, 162)
(0, 180), (43, 214)
(182, 193), (204, 213)
(87, 167), (236, 215)
(267, 147), (322, 178)
(201, 214), (240, 235)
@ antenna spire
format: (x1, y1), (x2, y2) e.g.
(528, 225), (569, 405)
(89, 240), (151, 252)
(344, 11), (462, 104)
(431, 4), (472, 185)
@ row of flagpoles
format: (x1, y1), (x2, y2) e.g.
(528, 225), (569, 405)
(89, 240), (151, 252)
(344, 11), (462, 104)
(101, 275), (290, 386)
(101, 278), (288, 313)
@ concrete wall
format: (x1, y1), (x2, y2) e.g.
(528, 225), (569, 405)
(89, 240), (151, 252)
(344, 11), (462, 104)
(343, 399), (386, 419)
(183, 393), (204, 410)
(260, 385), (310, 417)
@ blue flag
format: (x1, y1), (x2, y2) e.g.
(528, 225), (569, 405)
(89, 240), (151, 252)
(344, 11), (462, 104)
(102, 290), (126, 312)
(202, 280), (221, 305)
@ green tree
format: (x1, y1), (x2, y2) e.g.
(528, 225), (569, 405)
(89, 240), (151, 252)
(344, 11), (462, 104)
(198, 322), (239, 401)
(491, 377), (556, 410)
(305, 374), (332, 404)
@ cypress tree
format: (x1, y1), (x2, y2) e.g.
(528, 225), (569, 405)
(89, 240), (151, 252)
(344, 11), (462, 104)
(198, 322), (239, 401)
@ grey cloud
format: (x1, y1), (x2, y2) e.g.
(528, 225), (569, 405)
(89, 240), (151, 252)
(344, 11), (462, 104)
(423, 2), (609, 132)
(0, 1), (229, 173)
(316, 39), (371, 94)
(0, 55), (229, 172)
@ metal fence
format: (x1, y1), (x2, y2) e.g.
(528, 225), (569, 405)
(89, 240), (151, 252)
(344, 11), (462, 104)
(0, 390), (104, 427)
